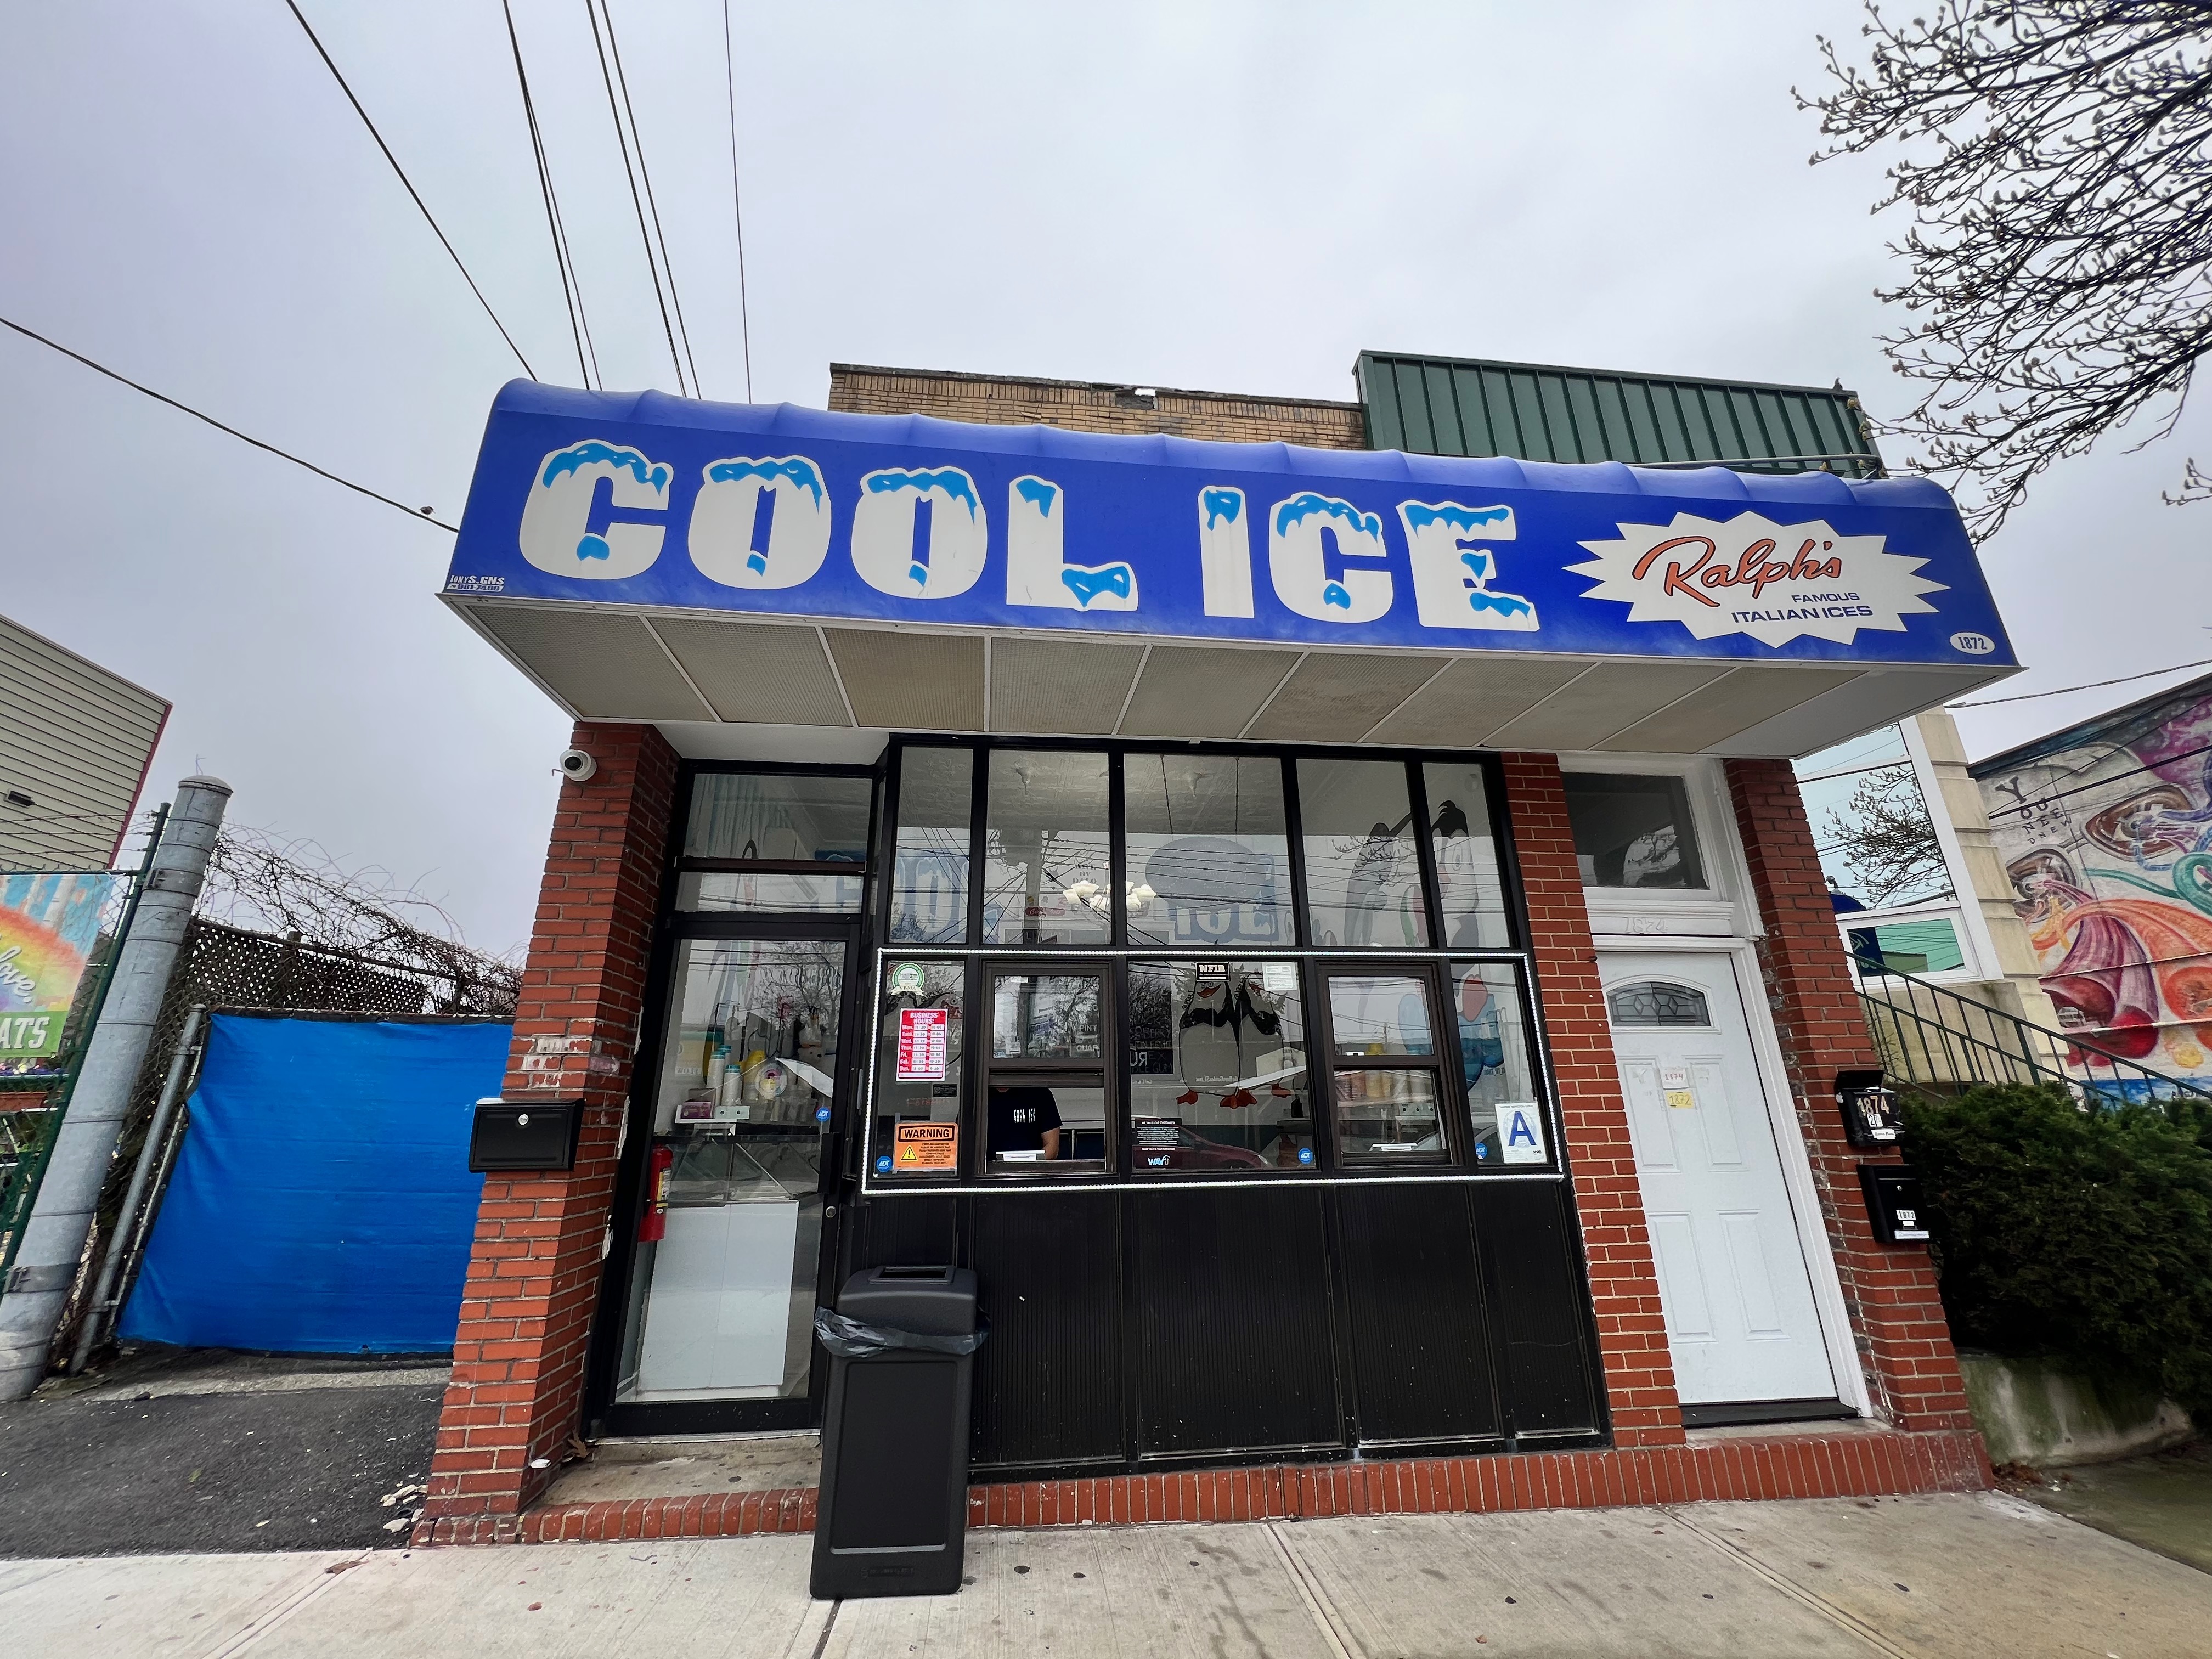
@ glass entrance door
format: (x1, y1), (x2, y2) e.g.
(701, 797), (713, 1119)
(617, 937), (847, 1410)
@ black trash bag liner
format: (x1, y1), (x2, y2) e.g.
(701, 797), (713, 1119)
(814, 1306), (990, 1358)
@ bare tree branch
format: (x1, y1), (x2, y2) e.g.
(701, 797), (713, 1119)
(1824, 765), (1955, 907)
(198, 826), (521, 1013)
(1801, 2), (2212, 538)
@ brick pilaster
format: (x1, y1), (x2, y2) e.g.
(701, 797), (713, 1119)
(1501, 753), (1685, 1447)
(1723, 758), (1974, 1432)
(422, 721), (679, 1520)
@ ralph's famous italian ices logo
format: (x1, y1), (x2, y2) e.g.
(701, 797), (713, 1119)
(1567, 511), (1944, 647)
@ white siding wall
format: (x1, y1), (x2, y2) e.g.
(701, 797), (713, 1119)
(0, 615), (170, 870)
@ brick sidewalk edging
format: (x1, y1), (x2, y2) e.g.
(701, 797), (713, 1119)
(413, 1428), (1990, 1547)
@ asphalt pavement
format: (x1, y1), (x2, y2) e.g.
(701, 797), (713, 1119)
(0, 1346), (445, 1556)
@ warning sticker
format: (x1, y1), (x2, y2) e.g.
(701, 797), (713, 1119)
(893, 1121), (958, 1171)
(896, 1007), (950, 1081)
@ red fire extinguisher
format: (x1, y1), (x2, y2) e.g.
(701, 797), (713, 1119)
(639, 1144), (674, 1242)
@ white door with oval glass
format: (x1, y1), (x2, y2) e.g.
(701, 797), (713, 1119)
(1600, 951), (1837, 1409)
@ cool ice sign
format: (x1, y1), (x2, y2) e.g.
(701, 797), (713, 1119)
(448, 384), (2016, 665)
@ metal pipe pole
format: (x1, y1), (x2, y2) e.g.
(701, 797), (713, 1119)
(0, 776), (230, 1400)
(67, 1005), (206, 1374)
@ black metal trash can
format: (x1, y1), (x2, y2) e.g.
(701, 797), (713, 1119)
(809, 1265), (984, 1600)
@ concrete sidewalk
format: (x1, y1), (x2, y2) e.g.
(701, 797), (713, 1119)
(5, 1492), (2207, 1658)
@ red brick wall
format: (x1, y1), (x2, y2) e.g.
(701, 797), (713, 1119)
(1500, 753), (1685, 1447)
(423, 721), (680, 1520)
(1723, 758), (1973, 1432)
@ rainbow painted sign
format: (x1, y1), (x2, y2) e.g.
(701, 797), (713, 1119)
(0, 872), (116, 1070)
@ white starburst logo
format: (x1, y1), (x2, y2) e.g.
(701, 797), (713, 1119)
(1565, 511), (1945, 648)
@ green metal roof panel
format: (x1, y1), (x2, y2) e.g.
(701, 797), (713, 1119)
(1357, 351), (1883, 478)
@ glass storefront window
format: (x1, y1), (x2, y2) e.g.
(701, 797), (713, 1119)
(890, 748), (973, 944)
(982, 750), (1111, 946)
(678, 870), (864, 912)
(1451, 962), (1542, 1167)
(1321, 965), (1447, 1164)
(1297, 758), (1430, 948)
(676, 774), (871, 913)
(1124, 754), (1293, 948)
(620, 938), (843, 1404)
(1127, 960), (1314, 1173)
(1562, 772), (1706, 889)
(990, 973), (1103, 1058)
(1325, 974), (1436, 1056)
(1423, 761), (1508, 949)
(871, 958), (966, 1176)
(1331, 1069), (1442, 1160)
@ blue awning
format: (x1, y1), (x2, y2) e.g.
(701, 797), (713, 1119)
(441, 384), (2021, 757)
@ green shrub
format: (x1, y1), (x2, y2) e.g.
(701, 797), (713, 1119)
(1900, 1083), (2212, 1423)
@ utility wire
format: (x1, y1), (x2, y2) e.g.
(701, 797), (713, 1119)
(1949, 657), (2212, 709)
(501, 0), (598, 388)
(721, 0), (754, 400)
(2, 315), (456, 532)
(283, 0), (536, 381)
(584, 0), (689, 396)
(601, 1), (701, 398)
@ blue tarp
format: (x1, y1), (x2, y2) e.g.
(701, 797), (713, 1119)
(120, 1015), (508, 1353)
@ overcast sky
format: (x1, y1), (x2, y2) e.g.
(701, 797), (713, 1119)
(3, 2), (2205, 952)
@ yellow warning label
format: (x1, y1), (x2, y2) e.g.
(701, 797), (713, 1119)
(893, 1121), (958, 1170)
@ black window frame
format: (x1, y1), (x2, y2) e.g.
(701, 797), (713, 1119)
(669, 760), (883, 919)
(1312, 958), (1462, 1170)
(857, 735), (1562, 1196)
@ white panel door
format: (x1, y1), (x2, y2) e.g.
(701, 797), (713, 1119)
(1601, 950), (1836, 1407)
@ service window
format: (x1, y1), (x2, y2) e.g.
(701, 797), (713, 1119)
(980, 964), (1110, 1176)
(1449, 962), (1550, 1169)
(1319, 966), (1452, 1164)
(871, 958), (965, 1178)
(1127, 960), (1314, 1173)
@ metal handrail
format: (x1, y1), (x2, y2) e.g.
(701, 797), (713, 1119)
(1850, 950), (2212, 1113)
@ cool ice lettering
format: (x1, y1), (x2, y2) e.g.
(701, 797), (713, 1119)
(851, 467), (987, 599)
(519, 441), (673, 580)
(498, 441), (1972, 653)
(1006, 475), (1137, 611)
(689, 455), (833, 589)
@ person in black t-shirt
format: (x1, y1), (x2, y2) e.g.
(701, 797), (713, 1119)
(989, 1084), (1062, 1160)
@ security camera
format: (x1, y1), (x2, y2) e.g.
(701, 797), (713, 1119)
(557, 748), (597, 783)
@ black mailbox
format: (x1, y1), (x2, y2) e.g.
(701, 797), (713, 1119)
(1836, 1068), (1901, 1148)
(1858, 1163), (1929, 1245)
(468, 1098), (583, 1172)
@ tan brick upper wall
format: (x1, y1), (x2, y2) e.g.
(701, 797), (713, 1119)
(828, 363), (1369, 449)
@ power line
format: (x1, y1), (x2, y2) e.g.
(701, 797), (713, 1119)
(1, 314), (456, 532)
(583, 0), (689, 396)
(600, 1), (701, 398)
(282, 1), (536, 381)
(501, 0), (598, 388)
(1949, 657), (2212, 709)
(721, 0), (754, 400)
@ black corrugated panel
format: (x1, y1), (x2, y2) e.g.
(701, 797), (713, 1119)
(1357, 351), (1883, 479)
(968, 1193), (1125, 1469)
(1475, 1182), (1603, 1437)
(1336, 1184), (1503, 1446)
(1132, 1188), (1343, 1457)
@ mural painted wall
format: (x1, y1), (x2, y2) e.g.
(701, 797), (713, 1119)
(1977, 678), (2212, 1080)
